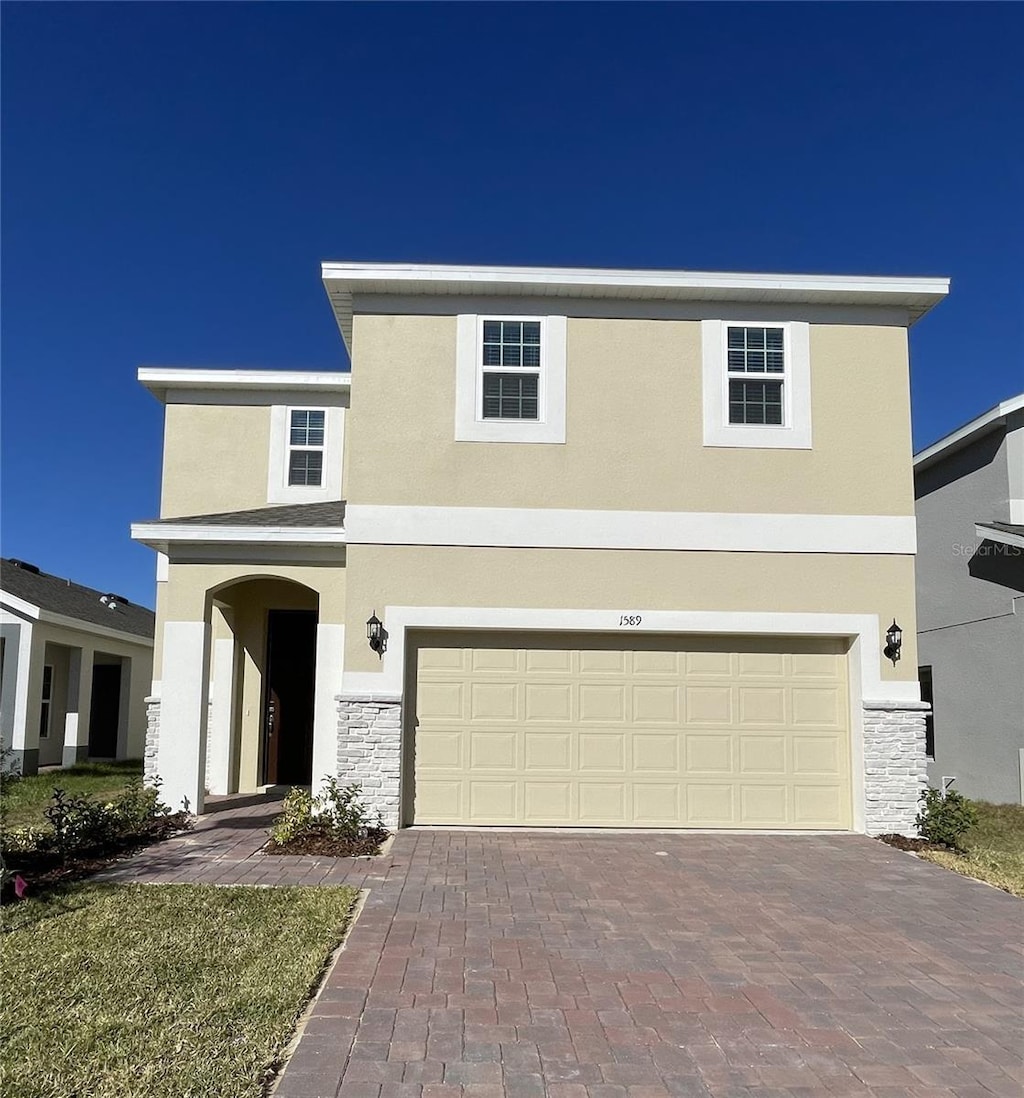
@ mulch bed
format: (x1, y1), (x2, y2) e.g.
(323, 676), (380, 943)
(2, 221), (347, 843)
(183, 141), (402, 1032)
(877, 833), (953, 853)
(2, 812), (192, 903)
(264, 828), (389, 858)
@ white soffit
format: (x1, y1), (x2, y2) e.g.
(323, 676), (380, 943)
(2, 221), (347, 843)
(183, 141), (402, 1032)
(138, 368), (351, 404)
(914, 393), (1024, 472)
(321, 260), (951, 349)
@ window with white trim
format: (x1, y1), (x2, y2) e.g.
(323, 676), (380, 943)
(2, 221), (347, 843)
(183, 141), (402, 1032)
(287, 409), (325, 486)
(701, 319), (812, 449)
(481, 320), (541, 420)
(39, 664), (53, 739)
(455, 314), (567, 444)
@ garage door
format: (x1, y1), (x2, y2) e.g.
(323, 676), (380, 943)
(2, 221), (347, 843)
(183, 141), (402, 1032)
(412, 635), (851, 829)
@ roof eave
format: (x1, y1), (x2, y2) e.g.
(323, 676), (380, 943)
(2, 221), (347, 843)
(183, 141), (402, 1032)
(915, 394), (1024, 472)
(138, 368), (351, 404)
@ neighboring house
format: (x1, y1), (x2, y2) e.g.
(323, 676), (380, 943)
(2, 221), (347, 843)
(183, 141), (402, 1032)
(131, 261), (949, 835)
(0, 559), (155, 774)
(914, 394), (1024, 804)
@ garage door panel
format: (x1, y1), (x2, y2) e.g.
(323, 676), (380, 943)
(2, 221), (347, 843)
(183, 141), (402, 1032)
(413, 637), (850, 829)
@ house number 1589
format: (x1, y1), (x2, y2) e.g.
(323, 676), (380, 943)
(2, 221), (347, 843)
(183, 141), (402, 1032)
(618, 615), (643, 626)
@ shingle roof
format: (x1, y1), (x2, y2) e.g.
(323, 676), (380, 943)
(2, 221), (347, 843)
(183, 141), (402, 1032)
(148, 501), (346, 528)
(1, 560), (155, 639)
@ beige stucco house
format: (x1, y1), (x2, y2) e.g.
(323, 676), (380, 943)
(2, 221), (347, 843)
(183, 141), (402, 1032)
(1, 559), (154, 773)
(131, 262), (948, 834)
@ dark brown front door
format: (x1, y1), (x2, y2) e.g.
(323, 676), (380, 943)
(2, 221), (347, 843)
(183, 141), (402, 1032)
(263, 610), (317, 786)
(88, 663), (121, 758)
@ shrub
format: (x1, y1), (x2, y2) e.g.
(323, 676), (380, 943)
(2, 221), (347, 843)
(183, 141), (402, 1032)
(270, 779), (384, 845)
(916, 787), (979, 850)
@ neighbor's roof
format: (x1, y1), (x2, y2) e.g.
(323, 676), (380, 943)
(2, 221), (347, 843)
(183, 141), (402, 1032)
(975, 522), (1024, 550)
(321, 260), (951, 350)
(914, 393), (1024, 472)
(131, 501), (346, 552)
(0, 559), (155, 639)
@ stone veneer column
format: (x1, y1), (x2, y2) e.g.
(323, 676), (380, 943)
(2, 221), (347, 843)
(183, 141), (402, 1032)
(336, 694), (402, 830)
(144, 696), (160, 786)
(862, 701), (930, 836)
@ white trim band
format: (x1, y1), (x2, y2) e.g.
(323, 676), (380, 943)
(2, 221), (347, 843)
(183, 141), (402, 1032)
(344, 505), (916, 554)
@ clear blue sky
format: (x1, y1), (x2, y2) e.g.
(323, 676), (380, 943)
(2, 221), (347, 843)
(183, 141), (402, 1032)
(2, 3), (1022, 609)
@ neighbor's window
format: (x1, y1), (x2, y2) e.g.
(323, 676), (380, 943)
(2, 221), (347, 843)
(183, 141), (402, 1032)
(919, 665), (935, 758)
(481, 320), (541, 420)
(39, 664), (53, 739)
(288, 409), (325, 486)
(727, 326), (785, 426)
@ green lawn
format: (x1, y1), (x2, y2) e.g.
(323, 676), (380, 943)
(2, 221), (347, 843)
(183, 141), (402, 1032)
(1, 760), (143, 829)
(0, 883), (359, 1098)
(920, 800), (1024, 897)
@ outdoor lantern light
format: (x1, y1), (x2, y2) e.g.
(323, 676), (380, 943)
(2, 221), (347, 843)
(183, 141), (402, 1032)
(366, 612), (386, 657)
(883, 619), (903, 665)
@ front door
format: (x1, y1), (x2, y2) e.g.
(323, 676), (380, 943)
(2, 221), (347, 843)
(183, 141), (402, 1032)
(88, 663), (122, 758)
(263, 610), (317, 786)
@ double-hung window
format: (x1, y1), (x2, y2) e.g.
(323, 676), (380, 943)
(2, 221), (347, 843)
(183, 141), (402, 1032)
(727, 326), (785, 425)
(481, 320), (541, 420)
(455, 314), (567, 443)
(701, 319), (812, 448)
(288, 409), (325, 486)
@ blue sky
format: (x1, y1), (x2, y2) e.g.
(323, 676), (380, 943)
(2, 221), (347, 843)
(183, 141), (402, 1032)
(2, 3), (1022, 609)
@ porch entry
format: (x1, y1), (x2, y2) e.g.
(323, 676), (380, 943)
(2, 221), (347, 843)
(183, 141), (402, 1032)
(88, 661), (122, 758)
(263, 609), (316, 786)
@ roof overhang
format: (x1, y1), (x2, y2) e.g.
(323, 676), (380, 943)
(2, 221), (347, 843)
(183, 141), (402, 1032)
(975, 523), (1024, 550)
(915, 394), (1024, 472)
(138, 368), (351, 404)
(321, 261), (951, 351)
(130, 522), (347, 554)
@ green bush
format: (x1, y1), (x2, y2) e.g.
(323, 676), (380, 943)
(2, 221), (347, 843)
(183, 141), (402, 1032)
(916, 787), (979, 850)
(270, 779), (384, 845)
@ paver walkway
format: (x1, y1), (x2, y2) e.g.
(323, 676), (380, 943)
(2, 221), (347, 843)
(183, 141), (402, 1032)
(105, 809), (1023, 1098)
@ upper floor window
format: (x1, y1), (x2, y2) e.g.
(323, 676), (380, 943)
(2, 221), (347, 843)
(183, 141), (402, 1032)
(288, 409), (325, 486)
(456, 314), (567, 444)
(267, 404), (345, 503)
(727, 326), (785, 426)
(701, 319), (812, 449)
(481, 320), (541, 420)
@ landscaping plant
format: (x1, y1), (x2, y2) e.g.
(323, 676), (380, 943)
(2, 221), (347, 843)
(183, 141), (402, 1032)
(915, 786), (979, 851)
(268, 778), (387, 856)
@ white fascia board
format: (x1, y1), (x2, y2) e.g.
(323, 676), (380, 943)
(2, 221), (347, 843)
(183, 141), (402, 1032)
(915, 393), (1024, 471)
(138, 368), (351, 404)
(0, 593), (41, 620)
(130, 522), (346, 551)
(322, 261), (950, 349)
(344, 505), (917, 555)
(975, 524), (1024, 550)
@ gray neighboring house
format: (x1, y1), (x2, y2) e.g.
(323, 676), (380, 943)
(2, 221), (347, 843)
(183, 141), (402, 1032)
(914, 394), (1024, 804)
(0, 559), (155, 774)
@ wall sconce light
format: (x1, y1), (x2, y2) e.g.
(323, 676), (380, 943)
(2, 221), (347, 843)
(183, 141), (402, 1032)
(366, 612), (387, 657)
(883, 619), (902, 665)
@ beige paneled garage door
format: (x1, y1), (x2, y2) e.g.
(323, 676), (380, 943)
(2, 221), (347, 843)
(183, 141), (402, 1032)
(412, 635), (851, 829)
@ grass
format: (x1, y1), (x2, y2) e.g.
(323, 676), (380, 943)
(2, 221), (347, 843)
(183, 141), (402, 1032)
(919, 800), (1024, 897)
(1, 760), (143, 829)
(0, 883), (359, 1098)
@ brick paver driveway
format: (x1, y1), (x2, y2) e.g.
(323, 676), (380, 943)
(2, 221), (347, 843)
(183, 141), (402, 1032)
(108, 815), (1023, 1097)
(274, 831), (1021, 1098)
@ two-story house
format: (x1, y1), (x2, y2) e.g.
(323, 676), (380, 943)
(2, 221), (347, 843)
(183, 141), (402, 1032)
(131, 262), (948, 833)
(914, 394), (1024, 804)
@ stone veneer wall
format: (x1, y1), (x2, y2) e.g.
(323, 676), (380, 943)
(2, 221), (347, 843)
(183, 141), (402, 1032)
(336, 695), (403, 829)
(144, 696), (160, 786)
(862, 702), (930, 836)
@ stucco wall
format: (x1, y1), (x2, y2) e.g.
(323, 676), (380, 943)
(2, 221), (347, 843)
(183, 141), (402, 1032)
(341, 544), (918, 680)
(347, 312), (914, 517)
(160, 404), (271, 518)
(916, 425), (1024, 803)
